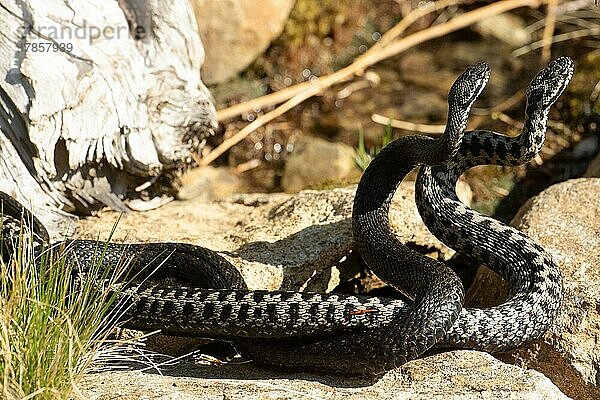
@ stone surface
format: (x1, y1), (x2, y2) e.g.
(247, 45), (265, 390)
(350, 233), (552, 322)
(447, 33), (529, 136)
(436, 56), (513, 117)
(176, 166), (243, 201)
(77, 351), (568, 399)
(584, 150), (600, 177)
(74, 182), (575, 400)
(78, 181), (470, 292)
(467, 178), (600, 400)
(191, 0), (295, 84)
(281, 136), (362, 193)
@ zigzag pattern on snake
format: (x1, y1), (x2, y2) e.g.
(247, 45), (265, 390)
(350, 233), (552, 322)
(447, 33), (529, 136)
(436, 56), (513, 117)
(415, 57), (573, 350)
(0, 57), (573, 374)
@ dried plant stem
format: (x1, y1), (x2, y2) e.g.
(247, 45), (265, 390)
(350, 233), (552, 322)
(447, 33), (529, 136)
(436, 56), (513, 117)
(206, 0), (544, 165)
(471, 91), (525, 116)
(513, 26), (600, 56)
(217, 0), (544, 123)
(216, 80), (316, 122)
(203, 85), (322, 165)
(371, 0), (468, 50)
(371, 114), (446, 134)
(373, 88), (525, 134)
(541, 0), (558, 62)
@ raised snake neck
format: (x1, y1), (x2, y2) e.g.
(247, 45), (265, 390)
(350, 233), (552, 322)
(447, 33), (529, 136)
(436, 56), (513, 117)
(416, 57), (573, 351)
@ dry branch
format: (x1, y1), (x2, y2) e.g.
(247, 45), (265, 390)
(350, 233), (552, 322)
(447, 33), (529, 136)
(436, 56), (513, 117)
(541, 0), (558, 62)
(371, 0), (468, 51)
(205, 0), (544, 165)
(513, 26), (600, 56)
(371, 114), (446, 134)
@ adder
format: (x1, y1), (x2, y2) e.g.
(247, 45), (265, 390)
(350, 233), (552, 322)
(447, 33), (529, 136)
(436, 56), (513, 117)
(0, 57), (572, 374)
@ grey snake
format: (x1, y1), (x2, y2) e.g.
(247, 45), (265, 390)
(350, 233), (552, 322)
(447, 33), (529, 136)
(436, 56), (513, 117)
(0, 57), (573, 374)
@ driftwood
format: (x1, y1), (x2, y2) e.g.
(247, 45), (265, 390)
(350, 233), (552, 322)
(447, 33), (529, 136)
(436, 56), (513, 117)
(0, 0), (216, 238)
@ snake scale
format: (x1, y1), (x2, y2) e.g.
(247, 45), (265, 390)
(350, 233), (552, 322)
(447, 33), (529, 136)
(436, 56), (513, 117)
(0, 57), (573, 374)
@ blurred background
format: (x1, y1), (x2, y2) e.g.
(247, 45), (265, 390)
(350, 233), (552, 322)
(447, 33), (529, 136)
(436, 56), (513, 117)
(192, 0), (600, 222)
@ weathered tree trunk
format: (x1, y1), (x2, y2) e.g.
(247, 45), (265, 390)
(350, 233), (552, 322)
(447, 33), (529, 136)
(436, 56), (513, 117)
(0, 0), (216, 239)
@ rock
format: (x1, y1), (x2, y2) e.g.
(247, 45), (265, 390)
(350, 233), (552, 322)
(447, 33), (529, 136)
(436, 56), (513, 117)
(176, 166), (242, 201)
(466, 178), (600, 400)
(396, 90), (448, 121)
(78, 182), (471, 292)
(77, 351), (568, 399)
(191, 0), (295, 84)
(473, 13), (530, 47)
(77, 180), (473, 381)
(573, 135), (599, 161)
(584, 148), (600, 178)
(281, 136), (362, 193)
(391, 178), (472, 261)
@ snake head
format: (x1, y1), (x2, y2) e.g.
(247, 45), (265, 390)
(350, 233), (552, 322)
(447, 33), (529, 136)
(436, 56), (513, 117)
(448, 61), (490, 111)
(526, 56), (574, 110)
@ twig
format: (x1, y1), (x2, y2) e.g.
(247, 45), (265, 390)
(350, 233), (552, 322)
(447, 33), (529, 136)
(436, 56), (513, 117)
(371, 0), (468, 50)
(203, 84), (322, 165)
(541, 0), (558, 62)
(513, 26), (600, 56)
(205, 0), (544, 165)
(526, 11), (599, 33)
(337, 71), (380, 99)
(471, 91), (525, 115)
(215, 0), (465, 123)
(217, 80), (316, 122)
(345, 0), (543, 76)
(374, 89), (525, 134)
(217, 0), (542, 122)
(235, 159), (262, 174)
(371, 114), (446, 134)
(491, 111), (525, 129)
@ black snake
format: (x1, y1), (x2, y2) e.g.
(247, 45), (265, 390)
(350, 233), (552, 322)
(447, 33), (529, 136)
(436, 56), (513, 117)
(0, 57), (573, 374)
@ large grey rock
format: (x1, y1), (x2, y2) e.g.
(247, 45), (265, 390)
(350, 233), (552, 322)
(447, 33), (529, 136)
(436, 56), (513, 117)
(77, 351), (568, 399)
(192, 0), (295, 84)
(467, 178), (600, 400)
(584, 150), (600, 177)
(281, 136), (362, 193)
(176, 166), (242, 201)
(74, 183), (571, 400)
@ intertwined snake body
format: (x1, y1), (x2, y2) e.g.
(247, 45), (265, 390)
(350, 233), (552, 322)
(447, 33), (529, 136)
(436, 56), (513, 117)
(416, 57), (573, 350)
(0, 58), (573, 374)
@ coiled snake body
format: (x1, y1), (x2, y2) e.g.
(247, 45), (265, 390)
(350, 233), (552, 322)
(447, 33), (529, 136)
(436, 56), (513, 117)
(416, 57), (573, 350)
(0, 58), (573, 374)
